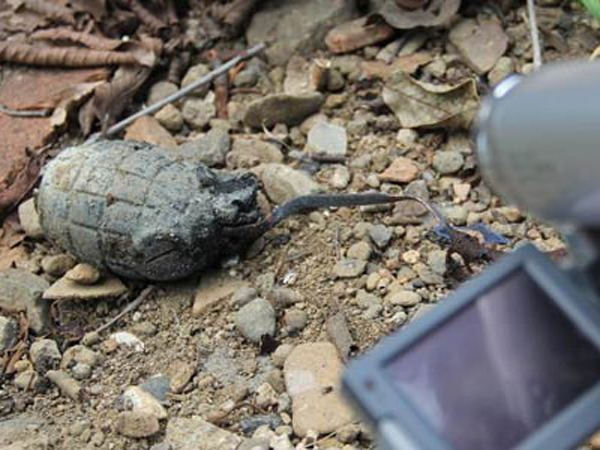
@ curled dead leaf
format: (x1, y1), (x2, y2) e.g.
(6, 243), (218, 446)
(92, 65), (151, 133)
(377, 0), (461, 29)
(382, 72), (479, 128)
(31, 28), (122, 51)
(0, 41), (139, 67)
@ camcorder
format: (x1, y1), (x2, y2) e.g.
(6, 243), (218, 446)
(343, 60), (600, 450)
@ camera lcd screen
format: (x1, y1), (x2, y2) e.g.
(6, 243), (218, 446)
(385, 270), (600, 450)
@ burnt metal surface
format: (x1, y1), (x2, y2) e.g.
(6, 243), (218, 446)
(37, 140), (261, 281)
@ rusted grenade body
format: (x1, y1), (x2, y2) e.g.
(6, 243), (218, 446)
(37, 141), (261, 281)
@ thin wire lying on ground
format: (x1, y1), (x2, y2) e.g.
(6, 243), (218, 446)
(94, 42), (266, 140)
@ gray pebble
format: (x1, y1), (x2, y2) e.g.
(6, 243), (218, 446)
(433, 151), (464, 174)
(235, 298), (276, 343)
(30, 339), (61, 373)
(369, 224), (393, 249)
(333, 258), (367, 279)
(231, 287), (258, 307)
(0, 316), (18, 353)
(283, 309), (308, 334)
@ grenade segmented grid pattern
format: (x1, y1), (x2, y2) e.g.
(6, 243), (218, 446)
(37, 141), (258, 280)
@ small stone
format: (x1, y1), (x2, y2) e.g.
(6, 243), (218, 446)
(386, 290), (421, 306)
(239, 439), (269, 450)
(396, 129), (418, 148)
(379, 157), (419, 183)
(147, 81), (178, 106)
(255, 163), (324, 204)
(46, 370), (81, 400)
(243, 93), (325, 128)
(270, 433), (294, 450)
(193, 272), (246, 317)
(325, 17), (395, 54)
(123, 386), (168, 419)
(433, 151), (464, 174)
(116, 411), (160, 438)
(247, 0), (355, 66)
(166, 417), (244, 449)
(414, 262), (444, 285)
(0, 269), (50, 334)
(346, 241), (372, 261)
(235, 298), (276, 343)
(0, 316), (18, 353)
(71, 363), (92, 380)
(227, 138), (284, 168)
(428, 250), (447, 276)
(355, 290), (383, 319)
(327, 69), (345, 92)
(234, 66), (260, 87)
(497, 206), (523, 222)
(255, 382), (278, 408)
(333, 258), (367, 279)
(487, 56), (515, 86)
(181, 64), (210, 97)
(30, 339), (61, 373)
(330, 166), (351, 189)
(444, 205), (468, 225)
(155, 104), (184, 132)
(82, 331), (101, 346)
(14, 370), (45, 391)
(305, 121), (347, 158)
(166, 360), (196, 394)
(109, 331), (145, 352)
(64, 264), (101, 285)
(43, 274), (127, 300)
(267, 288), (302, 308)
(175, 128), (231, 167)
(284, 342), (353, 437)
(449, 19), (509, 74)
(369, 225), (392, 249)
(337, 423), (361, 444)
(231, 286), (258, 307)
(61, 345), (100, 370)
(150, 444), (172, 450)
(182, 91), (217, 130)
(272, 344), (295, 368)
(18, 199), (44, 239)
(125, 115), (177, 149)
(325, 93), (347, 109)
(284, 56), (326, 95)
(139, 374), (171, 402)
(283, 309), (308, 334)
(40, 254), (76, 277)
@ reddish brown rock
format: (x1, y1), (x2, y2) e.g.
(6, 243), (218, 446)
(379, 157), (419, 183)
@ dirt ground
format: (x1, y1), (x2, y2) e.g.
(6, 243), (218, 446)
(0, 1), (599, 449)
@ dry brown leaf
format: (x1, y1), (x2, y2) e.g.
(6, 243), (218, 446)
(378, 0), (461, 29)
(92, 65), (151, 133)
(0, 153), (44, 223)
(382, 71), (479, 128)
(13, 0), (75, 25)
(127, 0), (166, 34)
(31, 28), (122, 51)
(50, 79), (106, 129)
(361, 52), (433, 79)
(0, 41), (139, 67)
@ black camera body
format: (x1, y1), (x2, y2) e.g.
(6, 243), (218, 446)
(343, 61), (600, 450)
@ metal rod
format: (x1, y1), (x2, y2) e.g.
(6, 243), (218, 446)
(104, 42), (266, 137)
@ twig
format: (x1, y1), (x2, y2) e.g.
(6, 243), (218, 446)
(526, 0), (542, 69)
(94, 286), (155, 334)
(0, 104), (52, 117)
(101, 42), (266, 138)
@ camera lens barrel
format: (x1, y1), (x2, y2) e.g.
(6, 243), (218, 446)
(475, 61), (600, 226)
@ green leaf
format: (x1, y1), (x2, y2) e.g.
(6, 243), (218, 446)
(581, 0), (600, 23)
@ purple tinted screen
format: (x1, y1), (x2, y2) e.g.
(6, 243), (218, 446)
(386, 271), (600, 450)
